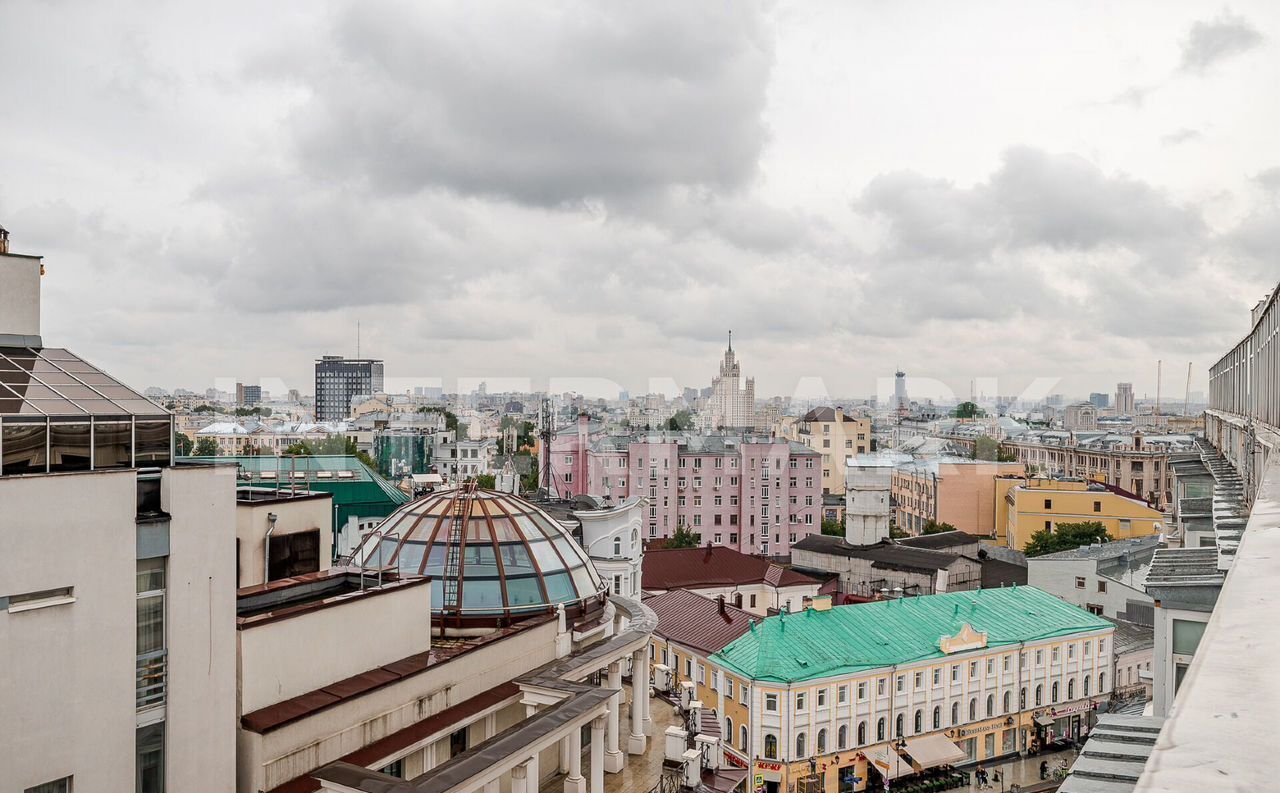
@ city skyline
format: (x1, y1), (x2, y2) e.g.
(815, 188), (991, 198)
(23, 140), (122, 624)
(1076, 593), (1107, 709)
(2, 1), (1277, 397)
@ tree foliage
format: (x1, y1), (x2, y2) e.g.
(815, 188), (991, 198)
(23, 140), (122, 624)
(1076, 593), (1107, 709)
(821, 518), (845, 537)
(953, 401), (982, 419)
(1023, 521), (1111, 558)
(174, 432), (194, 456)
(284, 435), (375, 469)
(192, 437), (221, 456)
(666, 410), (695, 431)
(921, 520), (959, 535)
(472, 473), (497, 489)
(666, 523), (701, 549)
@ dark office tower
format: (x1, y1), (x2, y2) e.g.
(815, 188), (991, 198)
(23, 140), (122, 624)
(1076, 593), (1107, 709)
(314, 356), (384, 421)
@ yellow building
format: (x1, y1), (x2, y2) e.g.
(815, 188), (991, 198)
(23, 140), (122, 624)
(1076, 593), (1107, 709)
(707, 589), (1114, 793)
(1003, 477), (1166, 551)
(775, 407), (873, 495)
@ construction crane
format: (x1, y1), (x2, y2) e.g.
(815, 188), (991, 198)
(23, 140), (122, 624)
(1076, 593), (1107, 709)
(1184, 362), (1193, 416)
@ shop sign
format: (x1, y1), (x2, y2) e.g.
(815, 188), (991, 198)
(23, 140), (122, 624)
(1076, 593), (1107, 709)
(1047, 699), (1102, 718)
(724, 750), (748, 769)
(952, 720), (1011, 738)
(756, 762), (784, 772)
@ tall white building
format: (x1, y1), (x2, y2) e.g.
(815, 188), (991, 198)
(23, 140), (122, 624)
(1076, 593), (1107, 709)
(1116, 381), (1135, 415)
(705, 333), (758, 431)
(0, 235), (238, 793)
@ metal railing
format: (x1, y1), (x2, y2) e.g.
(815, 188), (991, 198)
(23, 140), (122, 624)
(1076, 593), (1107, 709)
(136, 649), (167, 710)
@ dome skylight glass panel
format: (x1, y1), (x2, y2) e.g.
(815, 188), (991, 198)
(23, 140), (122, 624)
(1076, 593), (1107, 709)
(353, 487), (605, 619)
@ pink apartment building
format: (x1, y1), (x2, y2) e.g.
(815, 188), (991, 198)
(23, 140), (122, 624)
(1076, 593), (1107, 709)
(550, 414), (822, 558)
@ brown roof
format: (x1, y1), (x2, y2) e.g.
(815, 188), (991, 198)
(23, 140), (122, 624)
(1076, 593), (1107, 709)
(642, 545), (820, 591)
(644, 589), (756, 655)
(266, 682), (520, 793)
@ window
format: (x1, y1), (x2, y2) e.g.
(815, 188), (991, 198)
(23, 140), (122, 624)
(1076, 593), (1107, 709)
(913, 671), (923, 689)
(951, 665), (959, 682)
(838, 724), (848, 749)
(765, 694), (778, 712)
(379, 758), (405, 778)
(932, 668), (941, 686)
(896, 675), (905, 693)
(1044, 498), (1052, 509)
(876, 717), (886, 742)
(837, 685), (848, 704)
(613, 537), (621, 556)
(1020, 687), (1027, 709)
(857, 721), (867, 745)
(741, 725), (749, 751)
(932, 706), (941, 729)
(951, 702), (959, 724)
(1035, 650), (1043, 666)
(795, 692), (807, 712)
(1093, 500), (1102, 512)
(986, 694), (995, 717)
(725, 716), (734, 743)
(969, 661), (978, 679)
(5, 586), (75, 613)
(1052, 647), (1060, 663)
(685, 658), (693, 677)
(1097, 580), (1107, 593)
(1068, 679), (1075, 699)
(817, 688), (827, 707)
(895, 713), (904, 738)
(1002, 655), (1010, 672)
(727, 679), (735, 699)
(1099, 638), (1107, 655)
(913, 709), (923, 734)
(24, 780), (71, 793)
(817, 728), (827, 753)
(796, 733), (807, 758)
(764, 734), (778, 759)
(857, 681), (867, 701)
(986, 658), (994, 675)
(1098, 672), (1106, 692)
(1074, 577), (1086, 589)
(1051, 681), (1059, 702)
(1035, 685), (1043, 706)
(1003, 690), (1011, 713)
(968, 698), (977, 720)
(1068, 643), (1075, 659)
(877, 678), (885, 696)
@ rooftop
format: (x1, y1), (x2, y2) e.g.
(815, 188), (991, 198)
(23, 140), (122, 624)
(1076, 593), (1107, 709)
(1029, 536), (1163, 563)
(792, 534), (962, 573)
(642, 545), (820, 591)
(711, 586), (1111, 683)
(643, 588), (756, 656)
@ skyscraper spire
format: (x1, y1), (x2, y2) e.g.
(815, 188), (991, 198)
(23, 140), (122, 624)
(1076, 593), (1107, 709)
(728, 329), (732, 352)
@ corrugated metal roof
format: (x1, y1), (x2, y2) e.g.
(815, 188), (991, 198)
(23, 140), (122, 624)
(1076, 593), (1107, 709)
(646, 589), (756, 655)
(643, 545), (820, 590)
(711, 586), (1112, 683)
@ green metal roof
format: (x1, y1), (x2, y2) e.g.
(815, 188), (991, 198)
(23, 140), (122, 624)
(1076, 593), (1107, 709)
(711, 586), (1113, 683)
(179, 454), (409, 525)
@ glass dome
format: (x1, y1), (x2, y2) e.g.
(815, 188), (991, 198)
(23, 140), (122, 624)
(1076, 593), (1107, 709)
(353, 486), (606, 619)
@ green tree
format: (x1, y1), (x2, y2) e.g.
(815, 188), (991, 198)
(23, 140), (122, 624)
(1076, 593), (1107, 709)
(666, 410), (695, 431)
(953, 401), (982, 419)
(472, 473), (497, 489)
(821, 518), (844, 537)
(516, 451), (540, 493)
(1023, 521), (1112, 558)
(174, 432), (194, 456)
(192, 437), (221, 456)
(889, 526), (910, 539)
(665, 523), (701, 549)
(921, 520), (959, 535)
(283, 435), (375, 468)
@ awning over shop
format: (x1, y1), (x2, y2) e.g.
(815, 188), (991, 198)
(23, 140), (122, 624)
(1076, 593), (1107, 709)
(1034, 714), (1055, 727)
(901, 734), (967, 770)
(870, 747), (914, 780)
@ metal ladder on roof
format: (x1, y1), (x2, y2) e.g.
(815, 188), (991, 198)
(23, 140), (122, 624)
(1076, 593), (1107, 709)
(441, 481), (475, 616)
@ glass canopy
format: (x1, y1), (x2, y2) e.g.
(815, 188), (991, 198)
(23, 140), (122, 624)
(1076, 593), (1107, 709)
(353, 487), (606, 618)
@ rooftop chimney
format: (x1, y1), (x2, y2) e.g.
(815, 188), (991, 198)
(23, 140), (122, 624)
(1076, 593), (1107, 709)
(0, 227), (44, 348)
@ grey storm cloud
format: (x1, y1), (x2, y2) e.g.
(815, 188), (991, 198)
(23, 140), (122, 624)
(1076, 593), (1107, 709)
(1180, 9), (1265, 73)
(279, 0), (774, 207)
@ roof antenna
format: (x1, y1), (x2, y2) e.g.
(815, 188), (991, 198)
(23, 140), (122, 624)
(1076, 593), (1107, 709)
(728, 329), (732, 352)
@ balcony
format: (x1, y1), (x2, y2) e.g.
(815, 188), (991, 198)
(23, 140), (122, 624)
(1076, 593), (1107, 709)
(136, 649), (167, 711)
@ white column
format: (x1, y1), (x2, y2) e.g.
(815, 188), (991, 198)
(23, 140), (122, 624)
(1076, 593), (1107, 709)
(604, 662), (625, 772)
(525, 704), (541, 785)
(512, 761), (530, 793)
(636, 647), (653, 734)
(564, 727), (585, 793)
(629, 648), (648, 754)
(590, 716), (607, 793)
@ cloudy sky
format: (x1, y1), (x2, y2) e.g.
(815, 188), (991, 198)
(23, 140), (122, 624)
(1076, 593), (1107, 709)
(1, 1), (1277, 402)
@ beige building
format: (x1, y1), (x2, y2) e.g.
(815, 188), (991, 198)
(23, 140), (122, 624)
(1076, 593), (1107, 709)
(1000, 431), (1190, 510)
(891, 459), (1025, 536)
(999, 477), (1166, 551)
(775, 407), (872, 495)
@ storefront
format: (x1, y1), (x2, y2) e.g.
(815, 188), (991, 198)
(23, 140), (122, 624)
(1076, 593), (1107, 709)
(753, 760), (784, 793)
(1031, 699), (1103, 751)
(948, 716), (1020, 765)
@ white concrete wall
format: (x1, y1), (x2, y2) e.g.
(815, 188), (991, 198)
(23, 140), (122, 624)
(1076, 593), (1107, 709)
(0, 470), (137, 791)
(235, 493), (334, 587)
(0, 252), (42, 338)
(239, 581), (431, 714)
(163, 464), (239, 793)
(1027, 558), (1151, 621)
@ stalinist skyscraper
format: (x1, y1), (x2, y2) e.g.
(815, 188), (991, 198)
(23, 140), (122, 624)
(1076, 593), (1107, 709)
(706, 332), (760, 431)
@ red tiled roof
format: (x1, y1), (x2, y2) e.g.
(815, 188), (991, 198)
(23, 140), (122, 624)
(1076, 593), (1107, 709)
(266, 682), (520, 793)
(644, 589), (757, 655)
(642, 545), (819, 591)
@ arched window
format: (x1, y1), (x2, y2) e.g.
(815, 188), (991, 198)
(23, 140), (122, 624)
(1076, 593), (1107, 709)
(796, 732), (807, 758)
(913, 709), (923, 734)
(1098, 672), (1106, 693)
(838, 724), (848, 749)
(986, 694), (995, 717)
(764, 734), (778, 759)
(631, 528), (638, 548)
(726, 717), (734, 743)
(1020, 687), (1027, 709)
(857, 722), (867, 746)
(613, 537), (621, 556)
(1068, 679), (1075, 700)
(1083, 675), (1091, 696)
(932, 706), (941, 730)
(876, 718), (886, 742)
(951, 702), (959, 725)
(1003, 690), (1011, 713)
(817, 728), (827, 754)
(1052, 682), (1060, 703)
(895, 713), (905, 738)
(1035, 685), (1043, 706)
(741, 725), (749, 752)
(968, 698), (977, 721)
